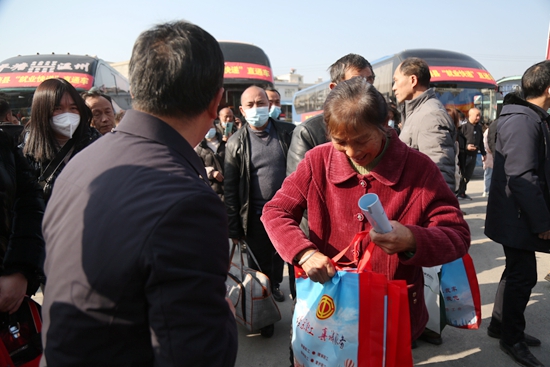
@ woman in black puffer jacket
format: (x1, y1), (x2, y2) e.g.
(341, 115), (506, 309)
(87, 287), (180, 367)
(0, 129), (45, 312)
(22, 78), (101, 204)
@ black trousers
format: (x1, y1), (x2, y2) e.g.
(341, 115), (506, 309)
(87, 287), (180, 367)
(490, 245), (537, 345)
(457, 154), (477, 196)
(246, 211), (284, 288)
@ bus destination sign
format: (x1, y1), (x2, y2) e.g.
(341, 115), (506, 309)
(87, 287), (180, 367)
(429, 66), (496, 86)
(0, 58), (95, 89)
(224, 62), (273, 83)
(0, 72), (94, 89)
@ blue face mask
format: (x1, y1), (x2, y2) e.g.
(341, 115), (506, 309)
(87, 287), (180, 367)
(244, 106), (269, 128)
(205, 127), (216, 139)
(269, 105), (281, 119)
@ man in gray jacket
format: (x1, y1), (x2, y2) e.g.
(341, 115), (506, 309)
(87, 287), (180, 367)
(393, 57), (457, 347)
(394, 57), (457, 192)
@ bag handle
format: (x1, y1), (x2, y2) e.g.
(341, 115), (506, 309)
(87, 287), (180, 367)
(228, 240), (263, 278)
(331, 231), (376, 272)
(241, 240), (263, 272)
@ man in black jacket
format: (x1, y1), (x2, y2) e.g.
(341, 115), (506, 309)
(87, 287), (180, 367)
(224, 86), (294, 315)
(40, 21), (237, 366)
(456, 107), (486, 199)
(485, 60), (550, 367)
(286, 54), (375, 175)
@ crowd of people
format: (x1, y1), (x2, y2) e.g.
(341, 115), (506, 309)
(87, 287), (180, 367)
(0, 19), (548, 367)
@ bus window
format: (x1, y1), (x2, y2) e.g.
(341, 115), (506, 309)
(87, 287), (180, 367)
(96, 64), (117, 95)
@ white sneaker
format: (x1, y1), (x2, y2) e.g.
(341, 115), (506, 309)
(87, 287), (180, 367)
(482, 192), (487, 197)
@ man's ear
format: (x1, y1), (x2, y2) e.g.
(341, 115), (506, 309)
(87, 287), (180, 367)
(410, 75), (418, 89)
(329, 82), (337, 90)
(207, 88), (224, 119)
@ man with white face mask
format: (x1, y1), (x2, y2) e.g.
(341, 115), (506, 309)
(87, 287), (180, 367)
(266, 88), (282, 120)
(195, 122), (226, 201)
(224, 86), (295, 331)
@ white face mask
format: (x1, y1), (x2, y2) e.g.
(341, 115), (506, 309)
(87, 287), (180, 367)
(244, 106), (269, 128)
(51, 112), (80, 138)
(205, 127), (217, 139)
(269, 105), (281, 119)
(388, 119), (395, 128)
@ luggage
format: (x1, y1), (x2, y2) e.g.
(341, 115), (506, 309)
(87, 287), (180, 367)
(226, 241), (281, 336)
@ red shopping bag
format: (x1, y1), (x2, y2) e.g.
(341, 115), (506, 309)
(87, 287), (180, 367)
(0, 297), (43, 367)
(293, 231), (413, 367)
(353, 232), (413, 367)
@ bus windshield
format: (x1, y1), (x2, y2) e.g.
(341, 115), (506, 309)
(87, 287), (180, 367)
(434, 87), (497, 123)
(219, 41), (273, 115)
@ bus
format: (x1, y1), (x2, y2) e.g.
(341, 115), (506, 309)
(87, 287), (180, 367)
(292, 82), (329, 123)
(219, 41), (274, 114)
(292, 49), (498, 125)
(0, 53), (131, 119)
(496, 75), (521, 116)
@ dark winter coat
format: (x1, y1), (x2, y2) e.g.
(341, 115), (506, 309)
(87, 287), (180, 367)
(22, 125), (101, 204)
(286, 113), (328, 175)
(224, 119), (294, 239)
(40, 110), (237, 366)
(485, 93), (550, 252)
(194, 132), (226, 201)
(0, 129), (45, 294)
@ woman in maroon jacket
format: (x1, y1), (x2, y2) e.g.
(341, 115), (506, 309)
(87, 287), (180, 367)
(261, 78), (470, 342)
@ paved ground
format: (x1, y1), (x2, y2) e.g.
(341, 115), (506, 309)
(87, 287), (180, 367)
(234, 173), (550, 367)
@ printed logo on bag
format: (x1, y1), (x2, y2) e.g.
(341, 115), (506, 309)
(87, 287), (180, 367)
(316, 295), (335, 320)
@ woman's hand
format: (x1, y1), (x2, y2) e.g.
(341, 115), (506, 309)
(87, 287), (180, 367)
(299, 250), (335, 284)
(369, 220), (417, 255)
(213, 171), (224, 182)
(538, 229), (550, 240)
(0, 273), (27, 314)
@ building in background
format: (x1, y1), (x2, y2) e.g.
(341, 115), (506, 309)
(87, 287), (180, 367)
(273, 69), (316, 122)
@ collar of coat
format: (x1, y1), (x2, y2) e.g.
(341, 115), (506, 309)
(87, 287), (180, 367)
(116, 109), (208, 181)
(325, 128), (409, 187)
(401, 88), (435, 118)
(503, 92), (550, 123)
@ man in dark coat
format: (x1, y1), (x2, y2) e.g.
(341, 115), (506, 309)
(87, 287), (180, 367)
(40, 21), (237, 367)
(456, 107), (486, 199)
(224, 86), (294, 315)
(485, 60), (550, 367)
(195, 123), (226, 201)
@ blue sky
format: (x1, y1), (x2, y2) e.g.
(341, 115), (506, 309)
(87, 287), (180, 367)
(0, 0), (548, 83)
